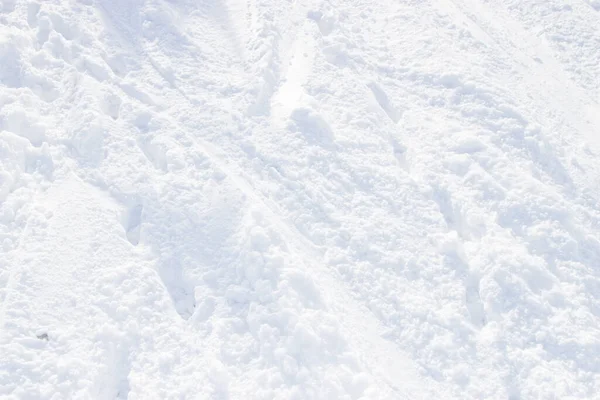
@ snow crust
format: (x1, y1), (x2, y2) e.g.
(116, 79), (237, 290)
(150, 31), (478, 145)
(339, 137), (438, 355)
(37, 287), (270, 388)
(1, 0), (600, 398)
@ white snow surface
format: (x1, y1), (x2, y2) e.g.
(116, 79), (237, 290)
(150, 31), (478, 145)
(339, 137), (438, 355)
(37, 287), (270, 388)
(1, 0), (600, 398)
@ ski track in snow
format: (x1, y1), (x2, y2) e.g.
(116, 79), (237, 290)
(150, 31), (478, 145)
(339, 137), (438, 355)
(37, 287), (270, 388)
(1, 0), (600, 398)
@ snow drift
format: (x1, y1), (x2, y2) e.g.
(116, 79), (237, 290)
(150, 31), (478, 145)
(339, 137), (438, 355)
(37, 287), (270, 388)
(1, 0), (600, 398)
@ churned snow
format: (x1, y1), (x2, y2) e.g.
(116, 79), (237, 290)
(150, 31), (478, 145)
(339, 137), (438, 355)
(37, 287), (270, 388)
(1, 0), (600, 399)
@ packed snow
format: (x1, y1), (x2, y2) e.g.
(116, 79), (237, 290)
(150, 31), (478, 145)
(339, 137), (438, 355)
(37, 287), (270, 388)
(1, 0), (600, 398)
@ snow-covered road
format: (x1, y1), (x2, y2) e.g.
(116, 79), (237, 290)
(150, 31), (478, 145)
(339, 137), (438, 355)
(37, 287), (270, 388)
(1, 0), (600, 398)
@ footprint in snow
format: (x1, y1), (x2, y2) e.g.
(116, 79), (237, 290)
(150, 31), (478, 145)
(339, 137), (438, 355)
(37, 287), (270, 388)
(289, 107), (335, 146)
(307, 10), (336, 36)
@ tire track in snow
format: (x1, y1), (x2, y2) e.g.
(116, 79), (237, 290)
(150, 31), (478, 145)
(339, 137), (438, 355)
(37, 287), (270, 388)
(94, 1), (442, 393)
(15, 0), (445, 395)
(183, 126), (442, 399)
(124, 93), (439, 398)
(91, 0), (250, 318)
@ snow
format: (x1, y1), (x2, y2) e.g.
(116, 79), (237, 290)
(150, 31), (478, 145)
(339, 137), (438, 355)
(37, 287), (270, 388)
(1, 0), (600, 398)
